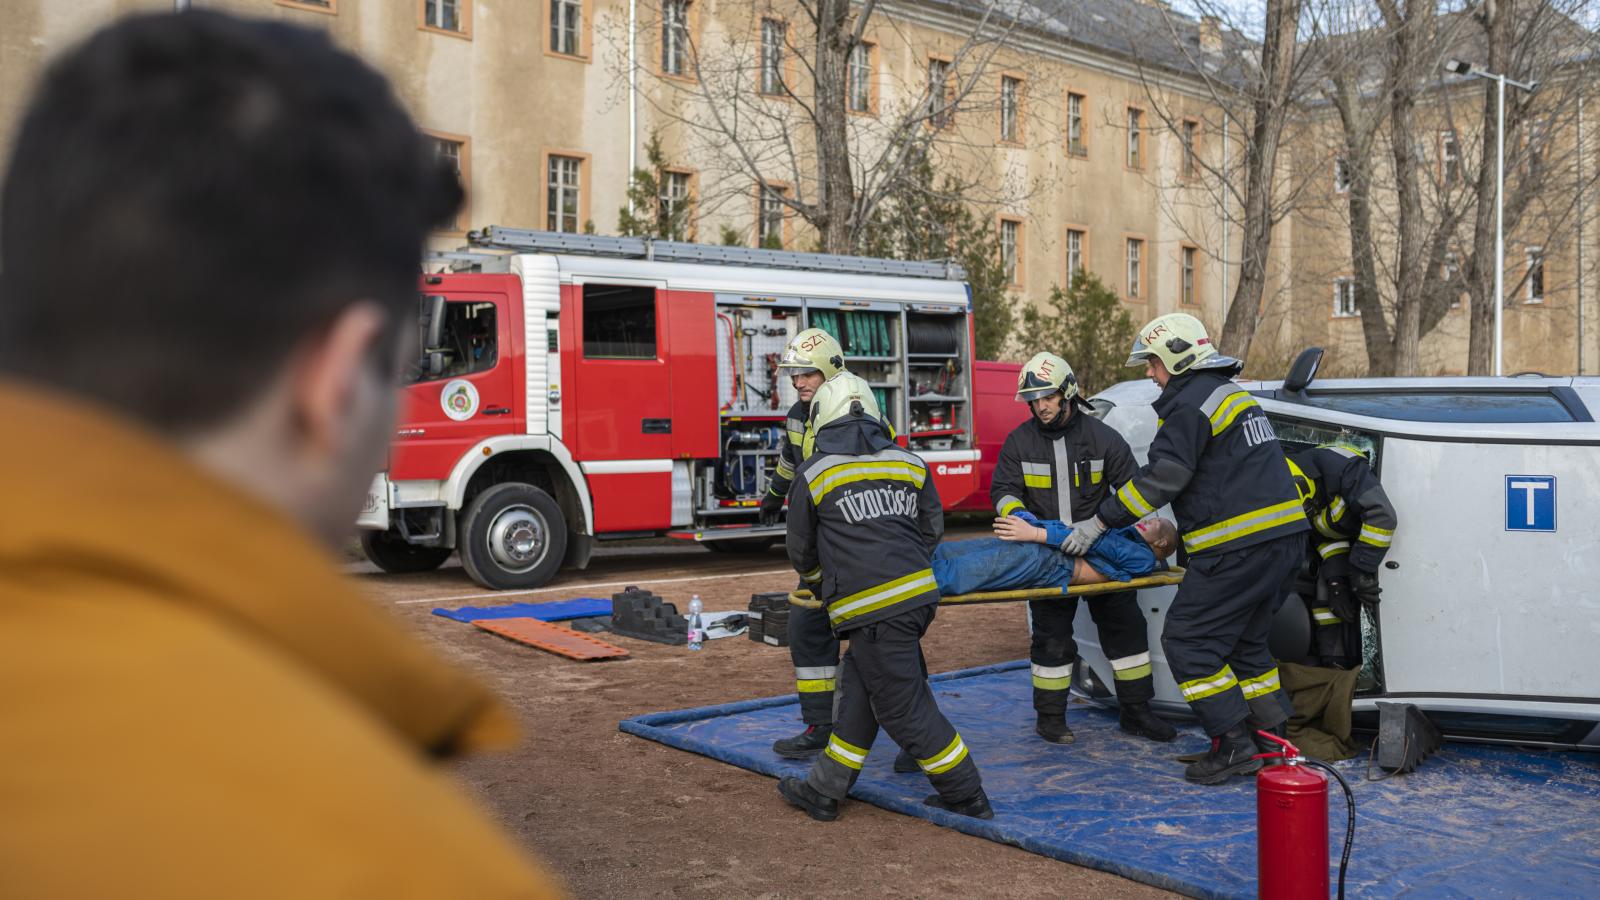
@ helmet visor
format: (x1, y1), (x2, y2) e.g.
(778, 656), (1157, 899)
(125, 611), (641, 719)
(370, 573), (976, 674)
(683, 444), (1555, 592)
(1124, 337), (1154, 367)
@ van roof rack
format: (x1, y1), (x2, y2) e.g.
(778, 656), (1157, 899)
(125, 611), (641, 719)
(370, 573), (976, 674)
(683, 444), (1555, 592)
(466, 226), (967, 281)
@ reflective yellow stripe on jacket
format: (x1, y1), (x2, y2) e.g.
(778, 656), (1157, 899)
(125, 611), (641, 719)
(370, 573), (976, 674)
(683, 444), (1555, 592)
(1182, 500), (1305, 554)
(808, 461), (926, 504)
(826, 568), (937, 627)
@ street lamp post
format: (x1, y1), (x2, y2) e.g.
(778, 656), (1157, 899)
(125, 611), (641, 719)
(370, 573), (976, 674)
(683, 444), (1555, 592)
(1443, 59), (1537, 377)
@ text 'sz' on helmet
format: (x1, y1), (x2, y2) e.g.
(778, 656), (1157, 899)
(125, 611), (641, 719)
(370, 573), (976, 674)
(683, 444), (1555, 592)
(810, 372), (881, 432)
(777, 328), (846, 380)
(1125, 312), (1243, 376)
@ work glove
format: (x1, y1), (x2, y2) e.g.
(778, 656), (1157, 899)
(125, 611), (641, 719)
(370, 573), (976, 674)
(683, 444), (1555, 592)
(759, 492), (784, 526)
(1060, 516), (1106, 555)
(1011, 509), (1041, 526)
(1325, 576), (1358, 624)
(1354, 571), (1382, 607)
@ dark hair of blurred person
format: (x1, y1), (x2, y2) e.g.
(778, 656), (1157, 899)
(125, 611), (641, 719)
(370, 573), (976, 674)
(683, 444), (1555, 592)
(0, 11), (564, 898)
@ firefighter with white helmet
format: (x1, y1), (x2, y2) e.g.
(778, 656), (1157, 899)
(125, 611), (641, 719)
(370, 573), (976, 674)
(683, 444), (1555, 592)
(1065, 312), (1310, 784)
(767, 328), (850, 759)
(777, 376), (991, 821)
(990, 351), (1177, 745)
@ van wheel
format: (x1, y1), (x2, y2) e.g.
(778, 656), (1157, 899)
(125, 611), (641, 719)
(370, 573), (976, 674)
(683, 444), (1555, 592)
(459, 483), (568, 590)
(360, 529), (453, 574)
(705, 537), (777, 553)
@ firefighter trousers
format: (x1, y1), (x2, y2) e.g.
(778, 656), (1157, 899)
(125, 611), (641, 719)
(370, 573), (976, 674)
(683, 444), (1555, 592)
(788, 600), (840, 726)
(1029, 589), (1153, 718)
(1161, 534), (1302, 736)
(806, 604), (983, 805)
(1310, 554), (1359, 667)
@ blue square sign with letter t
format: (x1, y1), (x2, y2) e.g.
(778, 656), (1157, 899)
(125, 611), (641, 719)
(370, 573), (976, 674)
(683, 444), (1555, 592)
(1505, 475), (1557, 532)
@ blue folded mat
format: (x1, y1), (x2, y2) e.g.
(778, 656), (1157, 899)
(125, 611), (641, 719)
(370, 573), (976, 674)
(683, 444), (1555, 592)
(432, 597), (612, 623)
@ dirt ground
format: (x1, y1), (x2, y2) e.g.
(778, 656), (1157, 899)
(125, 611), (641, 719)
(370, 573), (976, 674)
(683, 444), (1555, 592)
(354, 528), (1171, 900)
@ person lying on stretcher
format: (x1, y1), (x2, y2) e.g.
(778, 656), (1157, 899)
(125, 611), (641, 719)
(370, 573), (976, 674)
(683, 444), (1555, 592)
(931, 515), (1179, 596)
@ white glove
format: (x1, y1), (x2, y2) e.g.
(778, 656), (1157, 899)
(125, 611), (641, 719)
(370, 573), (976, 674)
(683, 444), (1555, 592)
(1061, 516), (1107, 555)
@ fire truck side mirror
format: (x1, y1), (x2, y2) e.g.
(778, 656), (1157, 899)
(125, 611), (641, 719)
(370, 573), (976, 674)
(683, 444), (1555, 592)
(419, 294), (448, 376)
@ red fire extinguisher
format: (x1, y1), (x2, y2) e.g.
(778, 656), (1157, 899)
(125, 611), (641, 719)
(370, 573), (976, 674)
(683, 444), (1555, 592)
(1255, 731), (1355, 900)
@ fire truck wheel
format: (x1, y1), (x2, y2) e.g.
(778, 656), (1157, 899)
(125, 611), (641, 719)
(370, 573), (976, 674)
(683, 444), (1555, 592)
(359, 529), (454, 574)
(459, 482), (568, 590)
(705, 537), (777, 554)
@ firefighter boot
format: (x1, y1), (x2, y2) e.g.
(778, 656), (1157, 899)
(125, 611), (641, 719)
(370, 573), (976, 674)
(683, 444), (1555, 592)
(1250, 719), (1287, 767)
(893, 747), (920, 774)
(1035, 714), (1075, 744)
(924, 788), (995, 820)
(1184, 724), (1263, 785)
(1119, 702), (1178, 743)
(777, 776), (839, 822)
(772, 724), (831, 759)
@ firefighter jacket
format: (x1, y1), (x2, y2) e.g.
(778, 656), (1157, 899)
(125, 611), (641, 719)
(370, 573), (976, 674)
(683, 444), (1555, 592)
(787, 416), (944, 634)
(991, 410), (1137, 522)
(1096, 372), (1309, 557)
(766, 399), (809, 501)
(1289, 445), (1398, 574)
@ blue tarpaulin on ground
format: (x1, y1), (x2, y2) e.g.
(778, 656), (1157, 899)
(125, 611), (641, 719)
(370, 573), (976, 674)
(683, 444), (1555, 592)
(620, 660), (1600, 899)
(432, 597), (611, 623)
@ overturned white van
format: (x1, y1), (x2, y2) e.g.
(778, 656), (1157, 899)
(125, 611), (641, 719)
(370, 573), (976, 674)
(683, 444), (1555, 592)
(1072, 353), (1600, 750)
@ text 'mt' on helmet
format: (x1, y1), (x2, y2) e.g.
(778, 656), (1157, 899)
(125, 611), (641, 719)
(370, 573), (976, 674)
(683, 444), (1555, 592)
(777, 328), (845, 381)
(1015, 351), (1095, 411)
(1124, 312), (1243, 376)
(809, 372), (882, 432)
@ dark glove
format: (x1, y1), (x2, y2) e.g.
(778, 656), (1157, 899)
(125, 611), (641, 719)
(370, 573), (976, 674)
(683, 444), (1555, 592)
(1354, 572), (1382, 607)
(759, 492), (784, 525)
(1325, 577), (1358, 624)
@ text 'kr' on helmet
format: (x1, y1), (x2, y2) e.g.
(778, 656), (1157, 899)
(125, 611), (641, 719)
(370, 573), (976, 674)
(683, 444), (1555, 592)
(777, 328), (845, 380)
(1124, 312), (1243, 376)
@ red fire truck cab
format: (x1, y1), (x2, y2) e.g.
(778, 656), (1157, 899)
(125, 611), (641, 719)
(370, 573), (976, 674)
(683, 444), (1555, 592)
(357, 228), (982, 590)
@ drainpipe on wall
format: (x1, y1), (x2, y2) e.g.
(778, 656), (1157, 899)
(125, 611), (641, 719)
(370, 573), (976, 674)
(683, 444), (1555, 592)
(1221, 116), (1230, 323)
(627, 0), (638, 216)
(1579, 94), (1586, 375)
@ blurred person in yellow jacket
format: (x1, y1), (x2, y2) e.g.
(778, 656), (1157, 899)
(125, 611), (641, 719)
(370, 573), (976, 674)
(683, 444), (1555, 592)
(0, 11), (563, 899)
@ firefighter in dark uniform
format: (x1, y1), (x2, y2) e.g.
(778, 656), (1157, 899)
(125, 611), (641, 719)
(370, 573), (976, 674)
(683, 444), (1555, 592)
(762, 328), (847, 759)
(777, 375), (992, 821)
(1287, 443), (1397, 668)
(991, 352), (1176, 745)
(1064, 313), (1310, 784)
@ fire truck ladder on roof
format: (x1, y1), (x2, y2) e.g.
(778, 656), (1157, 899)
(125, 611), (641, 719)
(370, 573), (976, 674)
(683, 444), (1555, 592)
(466, 226), (968, 281)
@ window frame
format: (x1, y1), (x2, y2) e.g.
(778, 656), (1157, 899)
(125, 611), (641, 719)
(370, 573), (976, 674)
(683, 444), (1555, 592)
(276, 0), (336, 14)
(541, 149), (591, 234)
(1439, 129), (1461, 185)
(998, 72), (1025, 145)
(1441, 253), (1463, 311)
(1064, 224), (1090, 289)
(658, 167), (698, 241)
(1065, 90), (1088, 158)
(1332, 275), (1360, 319)
(581, 284), (661, 361)
(758, 16), (793, 99)
(1179, 242), (1200, 306)
(657, 0), (697, 81)
(1122, 233), (1146, 302)
(755, 180), (793, 249)
(1180, 117), (1201, 180)
(422, 129), (470, 236)
(418, 0), (472, 39)
(846, 40), (879, 116)
(546, 0), (593, 61)
(1125, 104), (1145, 171)
(1334, 157), (1352, 194)
(1525, 246), (1545, 304)
(925, 54), (955, 130)
(998, 215), (1025, 289)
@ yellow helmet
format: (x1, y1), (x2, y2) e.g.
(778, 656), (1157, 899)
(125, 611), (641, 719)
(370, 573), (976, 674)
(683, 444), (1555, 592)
(1125, 312), (1241, 376)
(1285, 456), (1315, 508)
(777, 328), (845, 380)
(808, 372), (881, 431)
(1015, 351), (1080, 403)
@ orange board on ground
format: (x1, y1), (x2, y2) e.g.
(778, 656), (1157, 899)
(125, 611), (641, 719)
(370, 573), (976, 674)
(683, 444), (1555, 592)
(471, 617), (630, 661)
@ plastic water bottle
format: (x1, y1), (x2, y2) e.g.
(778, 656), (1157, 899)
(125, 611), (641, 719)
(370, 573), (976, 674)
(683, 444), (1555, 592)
(686, 595), (705, 650)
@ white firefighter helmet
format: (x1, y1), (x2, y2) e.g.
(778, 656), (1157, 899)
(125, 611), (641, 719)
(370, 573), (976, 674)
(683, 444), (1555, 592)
(1124, 312), (1242, 376)
(776, 328), (846, 380)
(808, 371), (881, 432)
(1015, 351), (1081, 403)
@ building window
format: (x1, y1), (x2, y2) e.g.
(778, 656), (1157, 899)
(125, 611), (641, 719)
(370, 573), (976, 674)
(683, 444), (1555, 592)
(848, 42), (873, 113)
(1125, 238), (1143, 298)
(1066, 92), (1087, 157)
(582, 284), (658, 360)
(547, 155), (583, 233)
(662, 0), (689, 76)
(927, 57), (952, 128)
(1126, 107), (1144, 169)
(1441, 254), (1462, 309)
(1441, 130), (1460, 184)
(1065, 228), (1085, 287)
(660, 170), (692, 240)
(1181, 120), (1199, 178)
(1334, 157), (1351, 193)
(1181, 246), (1197, 305)
(277, 0), (336, 14)
(1525, 119), (1550, 174)
(1526, 247), (1545, 304)
(1000, 75), (1022, 142)
(760, 18), (786, 96)
(1334, 277), (1359, 318)
(429, 134), (467, 232)
(550, 0), (583, 56)
(422, 0), (468, 35)
(758, 184), (787, 248)
(1000, 218), (1022, 286)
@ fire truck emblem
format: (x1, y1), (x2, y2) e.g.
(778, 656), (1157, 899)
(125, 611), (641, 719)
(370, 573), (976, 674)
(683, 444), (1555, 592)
(440, 379), (480, 422)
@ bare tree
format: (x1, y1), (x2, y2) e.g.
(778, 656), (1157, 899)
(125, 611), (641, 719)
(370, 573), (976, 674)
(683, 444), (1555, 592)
(606, 0), (1047, 255)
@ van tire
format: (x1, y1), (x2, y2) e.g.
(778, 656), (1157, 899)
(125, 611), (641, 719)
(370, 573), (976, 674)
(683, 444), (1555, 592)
(360, 529), (453, 574)
(459, 483), (568, 590)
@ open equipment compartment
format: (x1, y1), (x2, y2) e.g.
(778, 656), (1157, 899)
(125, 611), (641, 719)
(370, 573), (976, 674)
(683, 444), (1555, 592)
(701, 293), (802, 517)
(807, 298), (906, 436)
(905, 304), (972, 452)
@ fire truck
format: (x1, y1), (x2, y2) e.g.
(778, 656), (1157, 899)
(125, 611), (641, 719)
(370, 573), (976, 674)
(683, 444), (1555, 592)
(357, 227), (982, 590)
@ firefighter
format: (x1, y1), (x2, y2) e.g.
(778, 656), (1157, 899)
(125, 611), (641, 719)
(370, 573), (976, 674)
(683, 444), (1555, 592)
(1064, 313), (1309, 785)
(1288, 443), (1397, 668)
(764, 328), (847, 759)
(777, 377), (992, 821)
(991, 352), (1177, 745)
